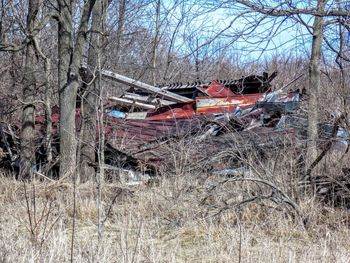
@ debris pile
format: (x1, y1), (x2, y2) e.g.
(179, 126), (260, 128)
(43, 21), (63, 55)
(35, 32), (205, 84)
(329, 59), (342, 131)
(0, 69), (348, 185)
(100, 70), (349, 186)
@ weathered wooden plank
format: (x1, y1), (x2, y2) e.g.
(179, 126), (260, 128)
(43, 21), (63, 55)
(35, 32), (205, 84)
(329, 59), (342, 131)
(100, 69), (192, 103)
(123, 92), (174, 106)
(126, 112), (148, 120)
(108, 96), (156, 110)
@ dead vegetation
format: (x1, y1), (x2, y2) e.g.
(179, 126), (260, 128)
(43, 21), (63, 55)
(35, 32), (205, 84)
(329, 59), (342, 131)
(1, 138), (350, 262)
(1, 68), (350, 262)
(1, 1), (350, 262)
(1, 75), (350, 262)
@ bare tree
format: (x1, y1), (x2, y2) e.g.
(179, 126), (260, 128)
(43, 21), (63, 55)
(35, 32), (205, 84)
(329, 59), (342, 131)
(151, 0), (160, 85)
(80, 0), (110, 182)
(221, 0), (350, 173)
(115, 0), (126, 62)
(20, 0), (41, 178)
(57, 0), (96, 179)
(0, 0), (57, 178)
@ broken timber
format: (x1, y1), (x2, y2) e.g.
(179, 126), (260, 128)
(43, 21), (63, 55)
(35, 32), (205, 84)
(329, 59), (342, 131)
(108, 96), (156, 110)
(123, 92), (174, 106)
(100, 69), (192, 103)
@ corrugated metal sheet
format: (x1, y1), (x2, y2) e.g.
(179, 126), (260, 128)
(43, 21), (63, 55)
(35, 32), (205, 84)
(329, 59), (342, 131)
(105, 115), (207, 145)
(196, 94), (264, 114)
(145, 102), (196, 120)
(198, 80), (236, 97)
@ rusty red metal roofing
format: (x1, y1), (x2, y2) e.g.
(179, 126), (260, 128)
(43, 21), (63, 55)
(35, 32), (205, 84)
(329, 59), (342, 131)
(145, 102), (196, 120)
(105, 115), (206, 143)
(198, 80), (236, 97)
(196, 94), (264, 115)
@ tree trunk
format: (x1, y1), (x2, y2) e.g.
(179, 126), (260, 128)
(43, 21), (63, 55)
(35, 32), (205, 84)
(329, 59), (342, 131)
(20, 0), (40, 179)
(44, 57), (52, 165)
(57, 0), (74, 178)
(32, 28), (53, 169)
(115, 0), (126, 63)
(335, 21), (347, 117)
(306, 0), (326, 173)
(58, 0), (96, 179)
(152, 0), (160, 85)
(0, 0), (4, 42)
(80, 0), (109, 182)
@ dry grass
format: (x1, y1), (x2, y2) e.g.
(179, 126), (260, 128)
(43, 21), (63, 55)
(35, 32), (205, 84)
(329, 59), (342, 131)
(1, 166), (350, 263)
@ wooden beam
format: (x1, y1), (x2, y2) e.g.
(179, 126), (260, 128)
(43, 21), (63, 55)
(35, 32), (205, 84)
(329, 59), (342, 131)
(108, 96), (156, 109)
(126, 112), (148, 120)
(100, 69), (192, 103)
(123, 92), (174, 106)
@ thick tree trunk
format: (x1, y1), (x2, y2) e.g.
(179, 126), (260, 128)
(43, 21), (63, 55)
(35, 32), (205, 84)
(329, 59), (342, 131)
(79, 84), (97, 182)
(306, 0), (325, 172)
(80, 0), (109, 182)
(20, 0), (40, 179)
(57, 0), (74, 178)
(57, 0), (96, 179)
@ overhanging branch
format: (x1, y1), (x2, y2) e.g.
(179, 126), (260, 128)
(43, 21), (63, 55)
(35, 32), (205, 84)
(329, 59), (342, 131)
(236, 0), (350, 17)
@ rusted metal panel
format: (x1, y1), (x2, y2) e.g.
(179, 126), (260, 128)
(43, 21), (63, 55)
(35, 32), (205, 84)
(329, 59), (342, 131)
(105, 115), (206, 144)
(104, 116), (208, 156)
(160, 72), (277, 94)
(196, 94), (264, 114)
(198, 80), (236, 97)
(146, 102), (196, 120)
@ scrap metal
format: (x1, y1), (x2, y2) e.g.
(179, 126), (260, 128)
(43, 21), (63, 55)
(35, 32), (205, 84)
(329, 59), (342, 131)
(2, 69), (348, 178)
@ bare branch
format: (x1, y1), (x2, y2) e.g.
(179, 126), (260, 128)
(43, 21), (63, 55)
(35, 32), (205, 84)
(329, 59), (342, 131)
(235, 0), (350, 17)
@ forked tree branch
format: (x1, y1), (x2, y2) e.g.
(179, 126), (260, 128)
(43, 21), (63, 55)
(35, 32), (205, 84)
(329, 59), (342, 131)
(235, 0), (350, 17)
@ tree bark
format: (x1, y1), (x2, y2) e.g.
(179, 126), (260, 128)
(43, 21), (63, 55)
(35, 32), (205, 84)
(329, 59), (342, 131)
(80, 0), (109, 182)
(115, 0), (126, 63)
(20, 0), (40, 179)
(152, 0), (160, 85)
(306, 0), (326, 171)
(57, 0), (74, 178)
(44, 56), (52, 165)
(57, 0), (96, 179)
(0, 0), (4, 42)
(32, 32), (53, 168)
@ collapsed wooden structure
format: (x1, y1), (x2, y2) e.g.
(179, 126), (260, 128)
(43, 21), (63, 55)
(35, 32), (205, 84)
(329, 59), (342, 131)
(0, 69), (348, 182)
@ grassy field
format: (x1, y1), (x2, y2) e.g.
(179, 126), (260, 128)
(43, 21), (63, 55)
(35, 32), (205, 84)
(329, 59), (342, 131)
(1, 170), (350, 263)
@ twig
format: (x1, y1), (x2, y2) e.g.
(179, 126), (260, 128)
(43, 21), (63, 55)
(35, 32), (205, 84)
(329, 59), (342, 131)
(277, 73), (305, 92)
(101, 188), (123, 225)
(70, 168), (77, 263)
(33, 171), (56, 183)
(17, 98), (46, 107)
(210, 177), (304, 222)
(305, 115), (343, 179)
